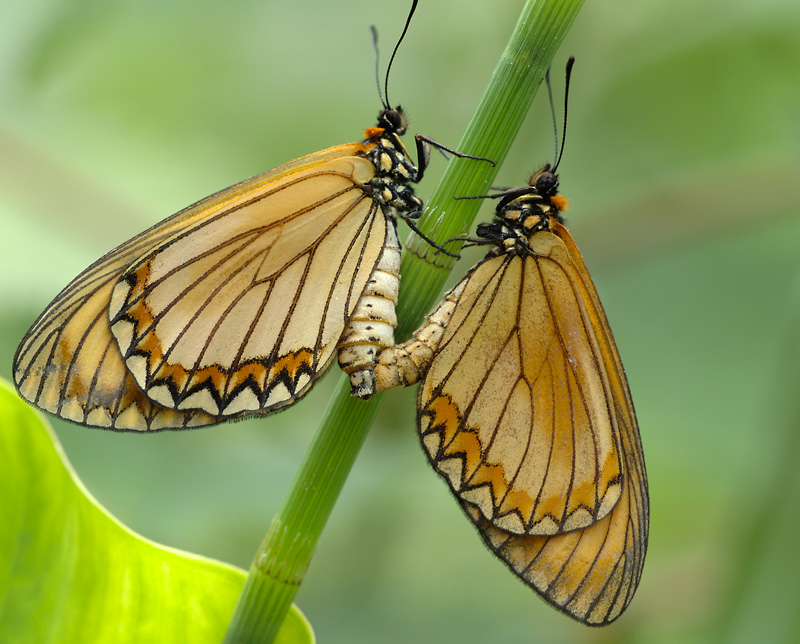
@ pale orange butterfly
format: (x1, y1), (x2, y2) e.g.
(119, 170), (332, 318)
(374, 59), (648, 624)
(13, 0), (486, 431)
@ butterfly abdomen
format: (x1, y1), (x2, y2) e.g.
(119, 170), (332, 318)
(373, 277), (464, 393)
(338, 218), (401, 398)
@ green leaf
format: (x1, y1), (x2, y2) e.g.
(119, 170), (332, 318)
(0, 379), (313, 644)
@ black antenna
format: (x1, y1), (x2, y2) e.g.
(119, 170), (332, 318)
(371, 27), (388, 110)
(545, 66), (559, 170)
(384, 0), (419, 107)
(552, 56), (575, 174)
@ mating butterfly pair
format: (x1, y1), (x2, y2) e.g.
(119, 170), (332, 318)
(14, 94), (647, 624)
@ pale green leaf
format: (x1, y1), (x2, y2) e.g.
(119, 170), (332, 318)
(0, 379), (313, 644)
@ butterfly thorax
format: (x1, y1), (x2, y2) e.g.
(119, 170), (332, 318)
(476, 171), (568, 259)
(363, 106), (423, 218)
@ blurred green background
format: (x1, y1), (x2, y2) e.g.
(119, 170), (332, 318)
(2, 0), (800, 642)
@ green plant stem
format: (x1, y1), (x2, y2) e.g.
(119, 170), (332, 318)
(223, 1), (583, 642)
(224, 378), (380, 644)
(398, 0), (584, 339)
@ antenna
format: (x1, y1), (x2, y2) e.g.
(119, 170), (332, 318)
(545, 66), (559, 170)
(384, 0), (419, 107)
(371, 27), (388, 110)
(552, 56), (575, 174)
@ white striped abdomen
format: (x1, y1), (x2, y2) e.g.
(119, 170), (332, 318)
(338, 219), (401, 398)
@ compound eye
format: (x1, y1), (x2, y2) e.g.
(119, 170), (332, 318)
(379, 107), (407, 135)
(534, 171), (558, 195)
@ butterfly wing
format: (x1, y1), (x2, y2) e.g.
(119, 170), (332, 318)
(14, 143), (386, 430)
(417, 224), (647, 623)
(418, 237), (624, 535)
(461, 458), (645, 625)
(13, 250), (221, 431)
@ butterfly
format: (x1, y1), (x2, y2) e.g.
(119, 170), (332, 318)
(13, 2), (489, 432)
(373, 161), (649, 624)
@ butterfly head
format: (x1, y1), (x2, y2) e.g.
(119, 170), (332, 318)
(529, 164), (559, 197)
(363, 106), (409, 147)
(377, 106), (408, 136)
(529, 164), (570, 215)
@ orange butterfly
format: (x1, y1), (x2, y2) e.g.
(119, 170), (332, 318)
(13, 3), (487, 432)
(375, 163), (648, 624)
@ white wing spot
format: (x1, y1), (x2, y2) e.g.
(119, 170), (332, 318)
(439, 457), (465, 489)
(460, 485), (493, 517)
(109, 281), (131, 319)
(598, 482), (621, 518)
(177, 388), (220, 415)
(86, 407), (113, 428)
(147, 384), (176, 408)
(222, 388), (261, 415)
(126, 355), (149, 387)
(111, 319), (136, 355)
(531, 515), (559, 536)
(116, 404), (149, 431)
(61, 398), (86, 423)
(563, 507), (593, 532)
(494, 512), (525, 534)
(295, 373), (311, 392)
(420, 431), (439, 457)
(265, 382), (292, 408)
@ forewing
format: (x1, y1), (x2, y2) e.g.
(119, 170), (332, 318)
(13, 144), (375, 430)
(438, 225), (648, 624)
(109, 155), (384, 417)
(417, 236), (623, 536)
(460, 306), (647, 624)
